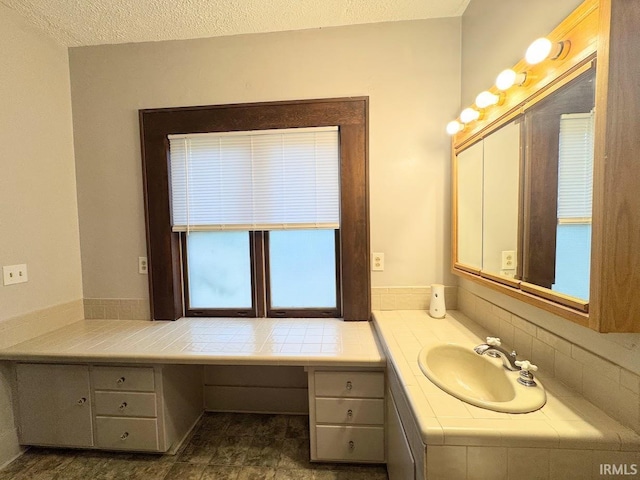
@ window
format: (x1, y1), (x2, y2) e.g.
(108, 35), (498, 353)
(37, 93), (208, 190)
(168, 127), (341, 317)
(553, 112), (594, 299)
(139, 98), (370, 321)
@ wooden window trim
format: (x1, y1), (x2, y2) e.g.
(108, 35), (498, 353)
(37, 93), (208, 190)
(139, 97), (370, 321)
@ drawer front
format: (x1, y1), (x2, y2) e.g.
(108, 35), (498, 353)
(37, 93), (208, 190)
(315, 371), (384, 398)
(94, 391), (157, 417)
(95, 417), (159, 451)
(316, 398), (384, 425)
(91, 366), (155, 392)
(316, 425), (384, 462)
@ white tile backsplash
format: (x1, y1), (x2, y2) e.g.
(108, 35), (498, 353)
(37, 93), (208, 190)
(371, 285), (457, 311)
(84, 298), (150, 320)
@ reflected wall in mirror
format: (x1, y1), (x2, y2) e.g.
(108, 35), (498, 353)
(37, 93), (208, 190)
(521, 67), (596, 302)
(456, 141), (483, 269)
(483, 120), (521, 278)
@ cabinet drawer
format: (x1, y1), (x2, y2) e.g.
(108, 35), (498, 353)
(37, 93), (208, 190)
(315, 371), (384, 398)
(95, 417), (159, 451)
(91, 366), (155, 392)
(316, 398), (384, 425)
(316, 425), (384, 462)
(94, 391), (157, 417)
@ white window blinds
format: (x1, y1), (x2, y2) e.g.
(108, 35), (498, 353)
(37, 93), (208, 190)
(168, 127), (340, 232)
(557, 112), (594, 222)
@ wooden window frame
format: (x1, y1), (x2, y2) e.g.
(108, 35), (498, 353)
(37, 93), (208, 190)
(139, 97), (370, 321)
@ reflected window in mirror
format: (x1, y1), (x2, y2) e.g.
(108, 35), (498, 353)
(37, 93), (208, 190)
(553, 112), (594, 299)
(521, 67), (595, 301)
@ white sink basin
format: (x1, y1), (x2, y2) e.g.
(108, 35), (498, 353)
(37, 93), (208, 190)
(417, 343), (546, 413)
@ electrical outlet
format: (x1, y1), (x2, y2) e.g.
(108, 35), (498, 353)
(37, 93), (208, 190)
(372, 252), (385, 271)
(3, 264), (28, 286)
(501, 250), (516, 270)
(138, 257), (148, 275)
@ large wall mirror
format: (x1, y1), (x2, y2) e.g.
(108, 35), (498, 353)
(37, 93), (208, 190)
(454, 65), (595, 314)
(451, 0), (640, 332)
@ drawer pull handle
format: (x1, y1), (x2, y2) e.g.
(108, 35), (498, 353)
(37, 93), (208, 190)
(346, 381), (353, 390)
(120, 432), (129, 441)
(117, 377), (126, 385)
(347, 409), (353, 418)
(77, 397), (87, 406)
(119, 402), (128, 410)
(348, 440), (355, 450)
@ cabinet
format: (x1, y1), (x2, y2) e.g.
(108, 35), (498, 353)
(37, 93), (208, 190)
(92, 366), (160, 452)
(387, 388), (415, 480)
(14, 363), (203, 453)
(15, 364), (93, 448)
(308, 368), (385, 463)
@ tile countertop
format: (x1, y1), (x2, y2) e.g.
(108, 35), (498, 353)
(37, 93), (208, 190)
(0, 317), (385, 368)
(373, 310), (640, 452)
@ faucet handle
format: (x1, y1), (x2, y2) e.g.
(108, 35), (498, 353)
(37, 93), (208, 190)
(486, 337), (501, 346)
(515, 360), (538, 372)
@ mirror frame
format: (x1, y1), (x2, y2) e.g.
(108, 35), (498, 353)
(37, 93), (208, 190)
(451, 0), (599, 328)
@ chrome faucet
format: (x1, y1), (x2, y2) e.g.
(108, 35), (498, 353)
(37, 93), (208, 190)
(474, 337), (520, 371)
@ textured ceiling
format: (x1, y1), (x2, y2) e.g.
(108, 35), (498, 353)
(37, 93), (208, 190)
(1, 0), (470, 47)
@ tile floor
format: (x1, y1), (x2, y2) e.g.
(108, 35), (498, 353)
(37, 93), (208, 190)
(0, 413), (389, 480)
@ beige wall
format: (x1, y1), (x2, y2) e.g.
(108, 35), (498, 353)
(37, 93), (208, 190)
(0, 2), (84, 467)
(461, 0), (583, 107)
(69, 19), (461, 299)
(0, 4), (83, 322)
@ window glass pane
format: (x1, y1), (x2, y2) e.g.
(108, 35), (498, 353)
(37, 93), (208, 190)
(553, 224), (591, 300)
(269, 230), (337, 309)
(187, 231), (252, 309)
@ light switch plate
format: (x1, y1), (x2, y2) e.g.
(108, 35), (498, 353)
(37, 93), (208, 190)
(3, 264), (28, 286)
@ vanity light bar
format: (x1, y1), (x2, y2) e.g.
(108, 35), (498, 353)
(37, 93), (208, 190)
(446, 36), (570, 136)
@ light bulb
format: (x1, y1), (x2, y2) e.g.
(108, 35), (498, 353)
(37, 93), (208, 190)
(446, 120), (463, 135)
(525, 38), (553, 64)
(460, 108), (480, 124)
(496, 69), (527, 91)
(475, 91), (500, 109)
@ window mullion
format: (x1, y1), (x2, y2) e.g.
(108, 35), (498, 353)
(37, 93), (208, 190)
(253, 231), (267, 318)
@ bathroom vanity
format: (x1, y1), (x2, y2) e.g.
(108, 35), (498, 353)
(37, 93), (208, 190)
(0, 317), (386, 461)
(1, 311), (638, 479)
(374, 310), (640, 480)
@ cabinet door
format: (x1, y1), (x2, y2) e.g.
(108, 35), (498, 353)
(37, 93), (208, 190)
(16, 364), (93, 447)
(387, 391), (415, 480)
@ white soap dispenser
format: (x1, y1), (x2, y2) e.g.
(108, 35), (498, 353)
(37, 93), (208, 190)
(429, 284), (446, 318)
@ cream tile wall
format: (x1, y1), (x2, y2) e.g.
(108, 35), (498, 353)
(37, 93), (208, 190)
(426, 445), (640, 480)
(83, 298), (150, 320)
(87, 288), (454, 320)
(371, 286), (458, 312)
(0, 300), (84, 350)
(458, 286), (640, 436)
